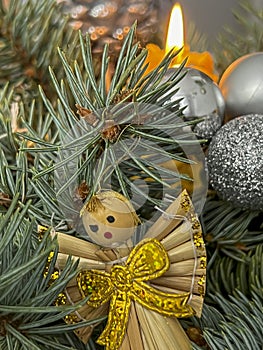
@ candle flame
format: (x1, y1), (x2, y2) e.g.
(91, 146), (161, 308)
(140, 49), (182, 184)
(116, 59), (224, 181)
(144, 1), (218, 81)
(165, 3), (184, 54)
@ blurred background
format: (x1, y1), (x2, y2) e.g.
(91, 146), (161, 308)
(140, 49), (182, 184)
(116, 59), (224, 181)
(182, 0), (240, 43)
(163, 0), (248, 47)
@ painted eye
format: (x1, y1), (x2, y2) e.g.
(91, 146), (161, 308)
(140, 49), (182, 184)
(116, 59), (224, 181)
(106, 215), (115, 223)
(89, 224), (99, 232)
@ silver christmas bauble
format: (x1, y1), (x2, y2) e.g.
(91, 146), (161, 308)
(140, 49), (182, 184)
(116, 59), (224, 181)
(219, 52), (263, 122)
(164, 68), (225, 139)
(207, 114), (263, 211)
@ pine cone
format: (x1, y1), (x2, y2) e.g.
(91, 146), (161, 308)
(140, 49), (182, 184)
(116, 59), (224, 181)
(58, 0), (160, 54)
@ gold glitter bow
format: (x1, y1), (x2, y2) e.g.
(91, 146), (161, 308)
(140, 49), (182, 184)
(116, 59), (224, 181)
(77, 238), (194, 350)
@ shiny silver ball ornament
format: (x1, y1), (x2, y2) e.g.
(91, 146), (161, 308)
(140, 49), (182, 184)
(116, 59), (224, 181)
(219, 52), (263, 122)
(207, 114), (263, 211)
(164, 68), (225, 139)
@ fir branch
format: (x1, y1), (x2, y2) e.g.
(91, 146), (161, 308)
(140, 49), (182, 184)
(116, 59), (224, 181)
(186, 22), (209, 52)
(185, 291), (263, 350)
(0, 0), (81, 102)
(0, 86), (20, 159)
(19, 26), (202, 224)
(201, 193), (263, 300)
(214, 0), (263, 75)
(201, 292), (263, 350)
(203, 196), (262, 266)
(0, 202), (93, 349)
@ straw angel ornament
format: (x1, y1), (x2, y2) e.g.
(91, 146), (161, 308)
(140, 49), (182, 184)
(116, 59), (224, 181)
(44, 189), (206, 350)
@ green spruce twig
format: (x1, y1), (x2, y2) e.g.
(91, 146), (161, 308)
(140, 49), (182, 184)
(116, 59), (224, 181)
(19, 25), (202, 223)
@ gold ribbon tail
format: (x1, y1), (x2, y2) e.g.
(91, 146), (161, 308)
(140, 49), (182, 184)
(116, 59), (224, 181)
(97, 290), (131, 350)
(132, 281), (194, 317)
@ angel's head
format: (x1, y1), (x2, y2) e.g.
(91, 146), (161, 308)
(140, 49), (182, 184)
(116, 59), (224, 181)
(81, 191), (140, 247)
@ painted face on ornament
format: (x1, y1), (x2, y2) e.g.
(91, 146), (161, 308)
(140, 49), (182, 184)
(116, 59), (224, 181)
(81, 191), (140, 247)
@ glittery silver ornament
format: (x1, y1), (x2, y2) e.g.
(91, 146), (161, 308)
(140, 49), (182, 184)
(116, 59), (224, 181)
(163, 68), (225, 139)
(219, 52), (263, 122)
(207, 114), (263, 211)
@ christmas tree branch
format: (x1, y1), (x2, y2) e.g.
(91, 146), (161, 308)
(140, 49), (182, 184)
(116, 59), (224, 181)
(214, 0), (263, 75)
(0, 0), (81, 102)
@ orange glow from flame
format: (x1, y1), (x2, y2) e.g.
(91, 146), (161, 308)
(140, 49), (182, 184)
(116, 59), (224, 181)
(144, 2), (218, 81)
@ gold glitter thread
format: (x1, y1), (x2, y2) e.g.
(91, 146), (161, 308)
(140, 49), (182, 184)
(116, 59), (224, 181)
(200, 256), (207, 269)
(77, 239), (194, 350)
(198, 276), (206, 297)
(180, 191), (207, 300)
(38, 225), (79, 323)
